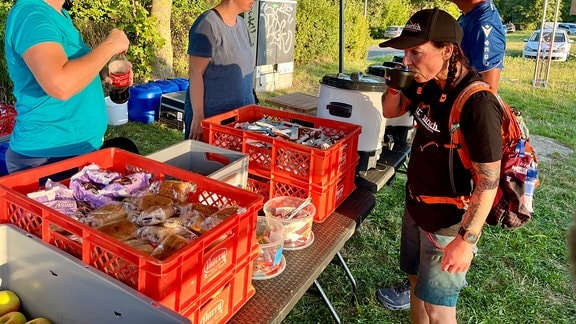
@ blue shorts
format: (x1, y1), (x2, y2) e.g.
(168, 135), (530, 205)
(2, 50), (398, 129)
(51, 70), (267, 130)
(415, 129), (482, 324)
(399, 208), (477, 307)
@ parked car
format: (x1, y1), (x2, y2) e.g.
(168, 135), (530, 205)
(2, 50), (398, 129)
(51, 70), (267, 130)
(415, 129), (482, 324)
(384, 26), (403, 39)
(522, 29), (573, 62)
(558, 22), (576, 35)
(504, 22), (515, 33)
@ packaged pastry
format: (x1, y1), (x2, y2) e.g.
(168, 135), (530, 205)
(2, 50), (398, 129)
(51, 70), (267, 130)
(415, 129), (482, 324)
(200, 216), (224, 233)
(135, 193), (174, 211)
(163, 216), (199, 229)
(81, 202), (129, 227)
(132, 205), (176, 226)
(211, 206), (241, 220)
(178, 202), (218, 219)
(135, 225), (173, 244)
(136, 225), (195, 245)
(123, 238), (155, 255)
(97, 219), (137, 241)
(158, 180), (196, 203)
(150, 233), (197, 261)
(187, 214), (207, 235)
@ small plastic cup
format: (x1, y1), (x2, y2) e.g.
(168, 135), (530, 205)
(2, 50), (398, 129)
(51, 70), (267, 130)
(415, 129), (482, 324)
(263, 196), (316, 250)
(253, 216), (285, 278)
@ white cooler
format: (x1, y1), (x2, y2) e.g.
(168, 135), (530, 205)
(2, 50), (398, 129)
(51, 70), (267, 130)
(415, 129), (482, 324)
(317, 73), (387, 171)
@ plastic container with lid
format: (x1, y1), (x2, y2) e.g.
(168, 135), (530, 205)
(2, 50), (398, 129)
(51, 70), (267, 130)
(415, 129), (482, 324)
(170, 78), (190, 91)
(317, 72), (387, 170)
(253, 216), (286, 279)
(152, 80), (180, 94)
(105, 96), (129, 126)
(128, 83), (163, 123)
(263, 196), (316, 250)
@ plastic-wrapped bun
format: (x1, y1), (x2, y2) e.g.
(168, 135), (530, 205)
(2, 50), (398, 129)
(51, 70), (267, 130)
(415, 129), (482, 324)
(136, 225), (196, 245)
(151, 234), (198, 260)
(97, 219), (138, 241)
(158, 180), (196, 203)
(135, 226), (173, 244)
(135, 193), (174, 211)
(81, 202), (129, 227)
(132, 205), (176, 226)
(123, 238), (155, 255)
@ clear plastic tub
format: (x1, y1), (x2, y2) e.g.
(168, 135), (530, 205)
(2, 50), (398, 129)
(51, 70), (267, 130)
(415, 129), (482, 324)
(263, 196), (316, 250)
(253, 216), (285, 279)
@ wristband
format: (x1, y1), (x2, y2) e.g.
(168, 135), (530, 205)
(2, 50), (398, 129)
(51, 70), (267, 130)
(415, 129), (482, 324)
(387, 87), (401, 95)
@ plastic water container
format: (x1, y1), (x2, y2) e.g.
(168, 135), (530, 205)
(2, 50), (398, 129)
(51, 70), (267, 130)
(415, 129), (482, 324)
(152, 80), (180, 94)
(128, 83), (163, 123)
(170, 78), (190, 91)
(105, 96), (128, 126)
(317, 73), (387, 170)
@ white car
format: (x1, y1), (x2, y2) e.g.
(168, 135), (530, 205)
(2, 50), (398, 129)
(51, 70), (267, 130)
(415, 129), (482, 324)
(384, 26), (403, 39)
(558, 22), (576, 35)
(522, 29), (573, 62)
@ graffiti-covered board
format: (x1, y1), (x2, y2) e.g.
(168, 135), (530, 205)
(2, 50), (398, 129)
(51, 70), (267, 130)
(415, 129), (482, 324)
(246, 0), (296, 66)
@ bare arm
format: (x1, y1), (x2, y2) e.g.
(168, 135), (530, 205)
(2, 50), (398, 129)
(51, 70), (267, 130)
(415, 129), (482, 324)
(188, 55), (210, 140)
(22, 28), (129, 101)
(381, 88), (411, 119)
(442, 160), (500, 273)
(480, 68), (501, 93)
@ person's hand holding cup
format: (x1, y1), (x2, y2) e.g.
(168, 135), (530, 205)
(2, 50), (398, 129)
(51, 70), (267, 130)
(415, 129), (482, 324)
(383, 62), (414, 94)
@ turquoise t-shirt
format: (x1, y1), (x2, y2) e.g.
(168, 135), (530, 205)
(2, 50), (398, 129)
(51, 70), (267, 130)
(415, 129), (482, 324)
(4, 0), (107, 157)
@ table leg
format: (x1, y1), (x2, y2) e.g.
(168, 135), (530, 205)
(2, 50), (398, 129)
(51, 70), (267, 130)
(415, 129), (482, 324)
(313, 279), (342, 324)
(333, 252), (358, 300)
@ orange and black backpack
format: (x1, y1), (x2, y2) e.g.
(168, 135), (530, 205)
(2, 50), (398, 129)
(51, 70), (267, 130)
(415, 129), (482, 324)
(449, 81), (539, 230)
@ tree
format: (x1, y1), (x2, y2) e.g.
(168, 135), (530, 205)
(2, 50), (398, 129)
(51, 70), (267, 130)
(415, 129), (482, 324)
(151, 0), (174, 79)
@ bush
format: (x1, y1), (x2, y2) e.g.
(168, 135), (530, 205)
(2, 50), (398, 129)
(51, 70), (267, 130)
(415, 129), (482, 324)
(0, 0), (372, 101)
(171, 1), (210, 78)
(371, 27), (386, 39)
(70, 0), (164, 83)
(343, 1), (370, 62)
(294, 0), (370, 64)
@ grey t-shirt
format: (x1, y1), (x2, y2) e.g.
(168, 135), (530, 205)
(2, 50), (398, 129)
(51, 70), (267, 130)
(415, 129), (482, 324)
(184, 9), (255, 137)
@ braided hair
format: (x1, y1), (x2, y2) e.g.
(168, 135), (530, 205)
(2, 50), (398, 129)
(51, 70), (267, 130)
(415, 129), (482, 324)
(433, 41), (471, 92)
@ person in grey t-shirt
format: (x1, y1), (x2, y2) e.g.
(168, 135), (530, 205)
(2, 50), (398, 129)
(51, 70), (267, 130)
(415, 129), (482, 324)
(184, 0), (256, 140)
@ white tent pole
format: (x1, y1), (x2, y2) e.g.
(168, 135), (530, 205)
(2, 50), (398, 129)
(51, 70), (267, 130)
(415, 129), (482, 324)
(532, 0), (548, 87)
(546, 0), (562, 82)
(533, 0), (562, 88)
(339, 0), (344, 73)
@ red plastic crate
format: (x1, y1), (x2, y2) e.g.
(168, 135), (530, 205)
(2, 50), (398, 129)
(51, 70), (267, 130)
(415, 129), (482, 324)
(202, 105), (361, 186)
(0, 148), (263, 315)
(181, 255), (255, 324)
(0, 103), (16, 136)
(246, 165), (356, 222)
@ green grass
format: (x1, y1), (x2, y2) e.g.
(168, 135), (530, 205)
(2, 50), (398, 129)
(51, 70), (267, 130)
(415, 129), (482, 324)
(106, 31), (576, 323)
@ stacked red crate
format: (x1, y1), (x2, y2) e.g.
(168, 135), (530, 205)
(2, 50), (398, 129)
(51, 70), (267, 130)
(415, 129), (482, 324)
(0, 148), (263, 321)
(202, 105), (361, 222)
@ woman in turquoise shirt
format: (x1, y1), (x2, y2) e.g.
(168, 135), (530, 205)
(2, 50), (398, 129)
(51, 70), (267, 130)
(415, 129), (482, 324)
(4, 0), (131, 174)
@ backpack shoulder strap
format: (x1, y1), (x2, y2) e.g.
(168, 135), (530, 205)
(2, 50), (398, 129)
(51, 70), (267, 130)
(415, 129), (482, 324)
(449, 81), (493, 175)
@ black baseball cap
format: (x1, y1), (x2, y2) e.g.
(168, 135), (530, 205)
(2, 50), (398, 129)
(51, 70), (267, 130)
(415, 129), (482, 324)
(379, 8), (463, 49)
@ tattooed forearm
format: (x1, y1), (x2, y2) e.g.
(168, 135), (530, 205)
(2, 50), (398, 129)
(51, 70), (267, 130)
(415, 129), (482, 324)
(462, 202), (483, 229)
(462, 161), (501, 231)
(476, 162), (500, 190)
